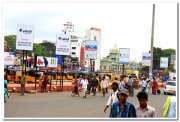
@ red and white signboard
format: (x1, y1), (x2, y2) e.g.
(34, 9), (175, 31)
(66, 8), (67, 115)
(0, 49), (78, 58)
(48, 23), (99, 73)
(16, 24), (34, 50)
(36, 56), (57, 68)
(4, 52), (15, 65)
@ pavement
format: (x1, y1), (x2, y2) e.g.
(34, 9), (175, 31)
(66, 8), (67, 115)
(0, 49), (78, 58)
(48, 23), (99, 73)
(4, 88), (171, 118)
(7, 80), (166, 93)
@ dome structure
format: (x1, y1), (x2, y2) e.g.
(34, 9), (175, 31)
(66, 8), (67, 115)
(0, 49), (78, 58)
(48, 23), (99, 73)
(110, 44), (119, 53)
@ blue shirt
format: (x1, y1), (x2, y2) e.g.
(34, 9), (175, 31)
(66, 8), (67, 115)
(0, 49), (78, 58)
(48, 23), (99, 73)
(110, 101), (136, 118)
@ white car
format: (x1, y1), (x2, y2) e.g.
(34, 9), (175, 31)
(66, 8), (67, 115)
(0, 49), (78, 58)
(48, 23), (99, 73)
(164, 80), (176, 95)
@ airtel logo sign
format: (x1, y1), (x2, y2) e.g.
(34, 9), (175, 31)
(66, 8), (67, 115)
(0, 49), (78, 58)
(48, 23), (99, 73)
(19, 28), (32, 34)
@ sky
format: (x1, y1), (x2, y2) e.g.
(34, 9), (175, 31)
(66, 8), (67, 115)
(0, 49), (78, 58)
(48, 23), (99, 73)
(2, 1), (178, 62)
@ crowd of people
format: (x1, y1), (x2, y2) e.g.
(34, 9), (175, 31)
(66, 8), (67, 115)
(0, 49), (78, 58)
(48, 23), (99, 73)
(4, 72), (176, 118)
(70, 73), (176, 118)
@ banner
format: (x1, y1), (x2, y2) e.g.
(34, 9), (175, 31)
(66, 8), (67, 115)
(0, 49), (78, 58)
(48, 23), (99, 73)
(84, 40), (97, 59)
(36, 56), (57, 68)
(160, 57), (169, 68)
(142, 52), (151, 66)
(16, 24), (34, 50)
(55, 55), (62, 65)
(4, 52), (15, 65)
(56, 33), (71, 55)
(14, 57), (21, 65)
(120, 48), (130, 64)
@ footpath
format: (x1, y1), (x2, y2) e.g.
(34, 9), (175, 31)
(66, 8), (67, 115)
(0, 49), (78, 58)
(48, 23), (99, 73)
(7, 81), (165, 93)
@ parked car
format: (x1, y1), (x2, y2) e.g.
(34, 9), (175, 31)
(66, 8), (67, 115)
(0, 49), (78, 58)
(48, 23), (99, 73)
(164, 80), (176, 95)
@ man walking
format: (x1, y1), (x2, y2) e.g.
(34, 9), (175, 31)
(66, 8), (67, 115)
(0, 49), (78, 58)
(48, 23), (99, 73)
(81, 76), (88, 98)
(20, 72), (26, 96)
(104, 82), (119, 117)
(136, 91), (156, 117)
(110, 88), (136, 117)
(101, 76), (108, 97)
(141, 77), (147, 93)
(91, 74), (98, 96)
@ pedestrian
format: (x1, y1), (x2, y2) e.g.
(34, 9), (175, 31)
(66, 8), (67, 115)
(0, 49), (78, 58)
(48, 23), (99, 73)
(77, 75), (83, 92)
(80, 75), (88, 98)
(163, 96), (176, 118)
(136, 91), (156, 117)
(42, 73), (49, 92)
(91, 74), (98, 96)
(141, 77), (147, 93)
(101, 76), (108, 97)
(118, 78), (125, 91)
(4, 75), (8, 102)
(104, 82), (119, 117)
(97, 75), (102, 92)
(71, 76), (80, 97)
(127, 76), (134, 96)
(152, 77), (158, 95)
(127, 76), (133, 93)
(146, 80), (151, 94)
(105, 74), (110, 93)
(110, 88), (136, 117)
(20, 72), (26, 96)
(87, 74), (92, 94)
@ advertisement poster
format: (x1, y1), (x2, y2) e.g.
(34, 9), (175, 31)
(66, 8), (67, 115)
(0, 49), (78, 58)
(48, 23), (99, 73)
(16, 24), (34, 50)
(4, 52), (15, 65)
(56, 33), (71, 55)
(160, 57), (169, 68)
(84, 40), (97, 59)
(120, 48), (130, 64)
(142, 52), (151, 66)
(36, 56), (57, 68)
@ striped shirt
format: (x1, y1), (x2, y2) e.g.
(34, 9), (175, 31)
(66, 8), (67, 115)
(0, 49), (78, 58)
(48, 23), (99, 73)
(110, 101), (136, 117)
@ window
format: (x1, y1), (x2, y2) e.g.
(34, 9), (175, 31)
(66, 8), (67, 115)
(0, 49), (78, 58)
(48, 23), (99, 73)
(94, 36), (96, 41)
(72, 47), (76, 49)
(112, 58), (116, 61)
(72, 52), (76, 55)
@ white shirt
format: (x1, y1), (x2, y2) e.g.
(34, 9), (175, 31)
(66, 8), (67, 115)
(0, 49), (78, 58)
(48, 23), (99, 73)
(107, 90), (119, 106)
(141, 80), (147, 88)
(81, 79), (88, 89)
(118, 81), (125, 90)
(101, 80), (108, 88)
(136, 105), (156, 117)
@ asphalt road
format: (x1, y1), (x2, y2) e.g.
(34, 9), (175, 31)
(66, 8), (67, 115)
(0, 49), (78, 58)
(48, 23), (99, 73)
(4, 88), (169, 118)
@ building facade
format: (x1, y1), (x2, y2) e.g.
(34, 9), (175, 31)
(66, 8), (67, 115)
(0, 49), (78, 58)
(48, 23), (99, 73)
(86, 27), (102, 71)
(100, 45), (120, 72)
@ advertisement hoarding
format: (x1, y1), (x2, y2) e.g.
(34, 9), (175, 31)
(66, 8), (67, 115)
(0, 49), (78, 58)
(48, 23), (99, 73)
(4, 52), (15, 65)
(16, 24), (34, 50)
(120, 48), (130, 64)
(84, 40), (97, 59)
(56, 33), (71, 55)
(142, 52), (151, 66)
(160, 57), (169, 68)
(36, 56), (57, 68)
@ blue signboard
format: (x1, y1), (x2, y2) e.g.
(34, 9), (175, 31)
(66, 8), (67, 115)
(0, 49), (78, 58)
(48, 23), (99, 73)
(55, 56), (62, 65)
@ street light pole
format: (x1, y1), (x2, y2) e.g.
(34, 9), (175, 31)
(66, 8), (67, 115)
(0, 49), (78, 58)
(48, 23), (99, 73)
(149, 4), (155, 77)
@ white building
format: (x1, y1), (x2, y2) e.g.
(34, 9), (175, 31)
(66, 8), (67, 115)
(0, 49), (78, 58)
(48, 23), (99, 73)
(86, 27), (102, 71)
(70, 34), (82, 59)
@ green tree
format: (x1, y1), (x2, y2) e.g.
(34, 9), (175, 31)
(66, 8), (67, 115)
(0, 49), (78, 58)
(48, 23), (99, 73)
(152, 47), (176, 70)
(41, 40), (56, 57)
(153, 47), (162, 70)
(4, 35), (16, 51)
(33, 43), (43, 56)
